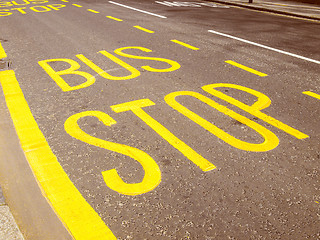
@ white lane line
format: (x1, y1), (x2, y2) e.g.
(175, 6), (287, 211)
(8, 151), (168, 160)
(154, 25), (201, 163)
(109, 1), (167, 18)
(208, 30), (320, 65)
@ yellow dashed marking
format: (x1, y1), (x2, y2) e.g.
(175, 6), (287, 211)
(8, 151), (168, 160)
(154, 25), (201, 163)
(303, 91), (320, 101)
(133, 25), (154, 33)
(72, 4), (82, 7)
(225, 60), (268, 77)
(106, 16), (123, 21)
(171, 40), (199, 50)
(60, 0), (69, 2)
(87, 9), (100, 13)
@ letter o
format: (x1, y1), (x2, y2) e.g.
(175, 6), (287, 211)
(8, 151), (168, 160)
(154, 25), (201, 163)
(30, 5), (51, 12)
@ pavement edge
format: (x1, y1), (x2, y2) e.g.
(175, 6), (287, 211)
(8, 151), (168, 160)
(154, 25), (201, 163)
(206, 0), (320, 21)
(0, 41), (73, 240)
(0, 186), (25, 239)
(0, 80), (73, 240)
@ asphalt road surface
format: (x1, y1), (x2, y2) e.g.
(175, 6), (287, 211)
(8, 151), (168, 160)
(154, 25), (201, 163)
(0, 0), (319, 239)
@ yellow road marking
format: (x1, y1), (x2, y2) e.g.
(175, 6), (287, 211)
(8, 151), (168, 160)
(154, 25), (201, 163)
(39, 46), (181, 91)
(225, 60), (268, 77)
(303, 91), (320, 101)
(72, 4), (82, 7)
(170, 40), (199, 50)
(87, 9), (99, 13)
(65, 111), (161, 195)
(133, 25), (154, 33)
(106, 15), (123, 21)
(111, 99), (216, 172)
(165, 91), (279, 152)
(48, 4), (66, 11)
(0, 70), (116, 240)
(0, 42), (7, 59)
(202, 83), (309, 139)
(60, 0), (68, 2)
(77, 50), (141, 80)
(114, 46), (181, 73)
(38, 58), (96, 91)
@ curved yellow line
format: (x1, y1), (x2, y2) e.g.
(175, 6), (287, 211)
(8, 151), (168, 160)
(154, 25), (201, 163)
(0, 70), (116, 240)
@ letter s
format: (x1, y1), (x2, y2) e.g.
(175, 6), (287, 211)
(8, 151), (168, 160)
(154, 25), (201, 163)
(114, 46), (181, 73)
(64, 111), (161, 195)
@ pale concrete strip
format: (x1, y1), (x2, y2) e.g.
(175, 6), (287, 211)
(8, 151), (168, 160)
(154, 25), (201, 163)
(0, 206), (25, 240)
(0, 87), (73, 240)
(0, 187), (24, 240)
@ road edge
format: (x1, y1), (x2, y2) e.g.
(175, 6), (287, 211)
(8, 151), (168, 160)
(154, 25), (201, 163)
(0, 81), (73, 240)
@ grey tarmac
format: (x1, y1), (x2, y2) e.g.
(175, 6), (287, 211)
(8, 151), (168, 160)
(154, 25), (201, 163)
(0, 0), (319, 239)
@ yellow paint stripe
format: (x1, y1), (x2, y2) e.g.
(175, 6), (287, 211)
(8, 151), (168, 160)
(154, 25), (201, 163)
(61, 0), (69, 2)
(0, 42), (7, 59)
(0, 70), (116, 240)
(65, 111), (161, 196)
(72, 4), (82, 7)
(88, 9), (100, 13)
(111, 99), (216, 172)
(303, 91), (320, 100)
(171, 40), (199, 50)
(133, 25), (154, 33)
(106, 16), (123, 21)
(225, 60), (268, 77)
